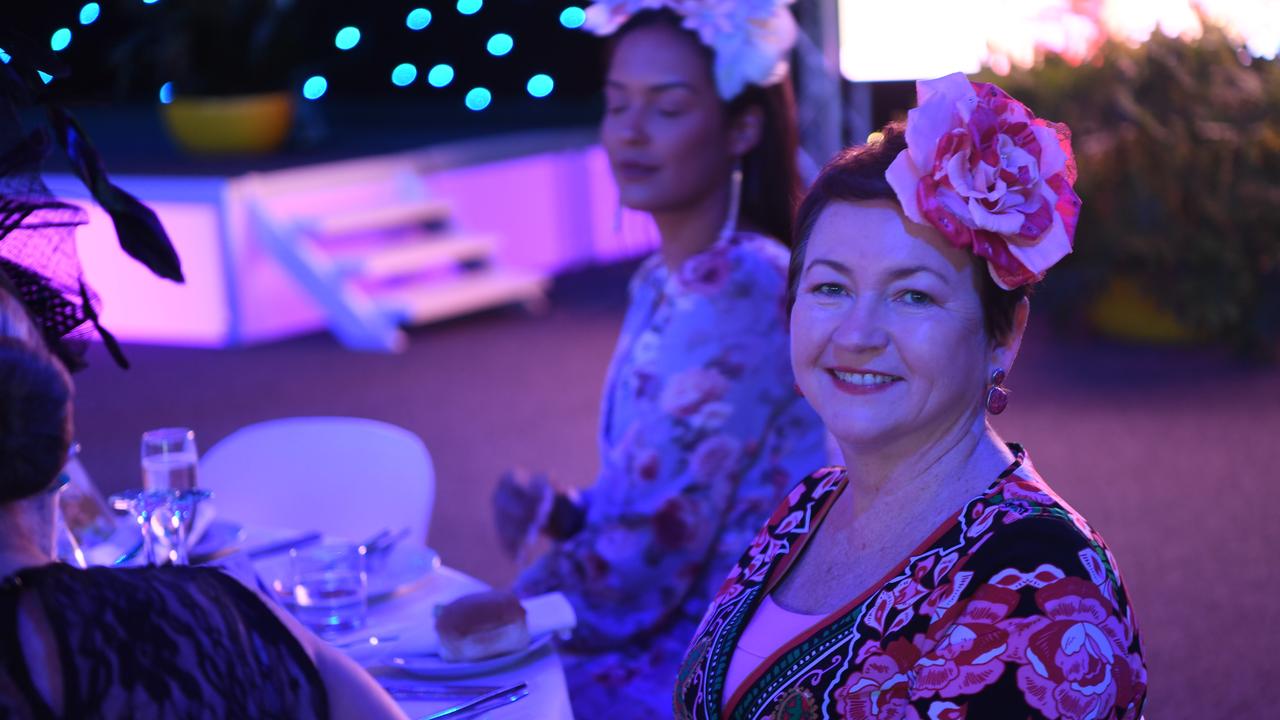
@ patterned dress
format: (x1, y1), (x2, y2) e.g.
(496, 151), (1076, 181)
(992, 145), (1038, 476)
(676, 446), (1147, 720)
(515, 232), (828, 718)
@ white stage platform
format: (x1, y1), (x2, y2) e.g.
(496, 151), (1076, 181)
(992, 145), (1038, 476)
(47, 128), (658, 348)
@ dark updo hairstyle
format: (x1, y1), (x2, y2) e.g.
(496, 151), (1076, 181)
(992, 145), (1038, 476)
(607, 9), (801, 246)
(0, 339), (73, 504)
(788, 121), (1029, 343)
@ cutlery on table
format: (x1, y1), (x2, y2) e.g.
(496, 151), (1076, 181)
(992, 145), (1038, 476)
(377, 683), (502, 701)
(417, 683), (529, 719)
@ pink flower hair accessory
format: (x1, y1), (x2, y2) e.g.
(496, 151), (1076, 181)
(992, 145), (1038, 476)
(582, 0), (797, 101)
(885, 73), (1082, 290)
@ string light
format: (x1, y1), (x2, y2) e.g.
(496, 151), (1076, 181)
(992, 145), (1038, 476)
(406, 8), (432, 30)
(158, 81), (174, 104)
(79, 3), (101, 25)
(303, 75), (328, 100)
(527, 74), (554, 98)
(51, 28), (72, 52)
(427, 64), (455, 88)
(465, 87), (491, 111)
(457, 0), (482, 16)
(486, 33), (513, 56)
(559, 7), (586, 29)
(335, 26), (361, 51)
(391, 63), (418, 86)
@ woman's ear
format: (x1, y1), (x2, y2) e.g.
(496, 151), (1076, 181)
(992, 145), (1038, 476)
(991, 297), (1030, 377)
(728, 104), (764, 158)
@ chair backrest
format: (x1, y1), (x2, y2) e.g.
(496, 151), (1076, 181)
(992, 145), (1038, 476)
(199, 417), (434, 545)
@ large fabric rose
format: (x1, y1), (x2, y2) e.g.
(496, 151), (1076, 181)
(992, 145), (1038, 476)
(912, 585), (1018, 699)
(582, 0), (797, 100)
(886, 72), (1081, 289)
(834, 639), (924, 720)
(659, 367), (728, 417)
(1000, 577), (1138, 720)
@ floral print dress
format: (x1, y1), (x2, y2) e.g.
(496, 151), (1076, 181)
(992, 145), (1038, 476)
(515, 231), (828, 718)
(675, 446), (1147, 720)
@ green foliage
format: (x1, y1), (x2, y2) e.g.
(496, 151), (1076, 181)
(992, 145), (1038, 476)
(983, 25), (1280, 356)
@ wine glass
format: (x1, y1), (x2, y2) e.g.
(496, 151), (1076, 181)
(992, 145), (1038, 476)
(141, 428), (200, 561)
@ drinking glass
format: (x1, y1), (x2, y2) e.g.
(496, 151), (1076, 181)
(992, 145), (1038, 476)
(141, 428), (199, 559)
(289, 542), (368, 636)
(108, 489), (173, 566)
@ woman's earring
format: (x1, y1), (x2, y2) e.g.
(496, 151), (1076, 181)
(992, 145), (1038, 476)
(985, 368), (1009, 415)
(717, 160), (743, 243)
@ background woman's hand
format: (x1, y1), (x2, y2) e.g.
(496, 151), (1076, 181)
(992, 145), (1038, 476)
(492, 470), (553, 559)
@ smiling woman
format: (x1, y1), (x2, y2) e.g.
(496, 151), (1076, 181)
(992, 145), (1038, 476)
(675, 75), (1147, 720)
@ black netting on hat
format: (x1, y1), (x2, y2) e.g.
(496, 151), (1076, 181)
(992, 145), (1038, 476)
(0, 130), (100, 371)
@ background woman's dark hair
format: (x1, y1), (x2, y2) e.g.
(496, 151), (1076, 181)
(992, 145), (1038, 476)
(607, 10), (801, 245)
(789, 121), (1029, 343)
(0, 340), (73, 504)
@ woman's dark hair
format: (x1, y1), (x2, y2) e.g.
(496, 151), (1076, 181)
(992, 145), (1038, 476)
(0, 339), (73, 504)
(607, 10), (801, 245)
(789, 121), (1029, 343)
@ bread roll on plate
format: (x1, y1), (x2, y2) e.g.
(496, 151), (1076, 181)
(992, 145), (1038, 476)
(434, 590), (530, 662)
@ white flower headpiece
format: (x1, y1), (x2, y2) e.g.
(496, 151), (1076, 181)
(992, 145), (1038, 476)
(583, 0), (798, 100)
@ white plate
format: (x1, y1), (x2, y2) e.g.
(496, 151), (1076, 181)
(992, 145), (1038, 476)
(385, 634), (555, 679)
(258, 543), (441, 605)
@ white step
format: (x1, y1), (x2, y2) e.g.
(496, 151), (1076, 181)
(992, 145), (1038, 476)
(328, 233), (495, 280)
(306, 199), (453, 237)
(373, 268), (550, 326)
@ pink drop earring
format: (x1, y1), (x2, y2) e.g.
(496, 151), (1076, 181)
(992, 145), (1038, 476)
(985, 369), (1009, 415)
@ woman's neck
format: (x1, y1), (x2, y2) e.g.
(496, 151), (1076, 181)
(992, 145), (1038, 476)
(838, 410), (1013, 522)
(0, 499), (56, 579)
(652, 181), (732, 272)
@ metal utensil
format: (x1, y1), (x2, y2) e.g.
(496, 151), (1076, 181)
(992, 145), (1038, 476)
(418, 683), (529, 720)
(379, 683), (502, 701)
(246, 531), (323, 560)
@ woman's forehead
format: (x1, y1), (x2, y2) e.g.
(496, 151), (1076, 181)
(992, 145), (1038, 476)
(807, 200), (972, 278)
(608, 26), (713, 90)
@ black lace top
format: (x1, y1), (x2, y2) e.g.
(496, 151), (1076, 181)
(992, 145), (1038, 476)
(0, 563), (329, 719)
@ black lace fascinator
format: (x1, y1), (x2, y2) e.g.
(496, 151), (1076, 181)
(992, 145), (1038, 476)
(0, 26), (183, 371)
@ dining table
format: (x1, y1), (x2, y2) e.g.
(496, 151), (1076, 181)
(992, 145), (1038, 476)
(87, 516), (577, 720)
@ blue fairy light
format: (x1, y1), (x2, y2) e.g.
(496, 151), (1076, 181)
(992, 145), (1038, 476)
(457, 0), (482, 16)
(406, 8), (432, 30)
(142, 0), (160, 4)
(465, 87), (491, 111)
(159, 81), (174, 104)
(427, 64), (455, 88)
(527, 74), (554, 98)
(335, 26), (361, 51)
(0, 49), (10, 64)
(559, 7), (586, 29)
(38, 71), (53, 84)
(392, 63), (418, 87)
(486, 33), (513, 57)
(51, 28), (72, 52)
(303, 76), (328, 100)
(80, 3), (101, 25)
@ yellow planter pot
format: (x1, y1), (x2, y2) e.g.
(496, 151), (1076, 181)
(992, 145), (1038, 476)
(160, 92), (295, 155)
(1088, 276), (1198, 344)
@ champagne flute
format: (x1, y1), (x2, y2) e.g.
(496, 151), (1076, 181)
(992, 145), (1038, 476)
(141, 427), (200, 562)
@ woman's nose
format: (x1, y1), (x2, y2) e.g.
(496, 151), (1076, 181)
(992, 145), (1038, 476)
(831, 300), (889, 353)
(617, 107), (648, 144)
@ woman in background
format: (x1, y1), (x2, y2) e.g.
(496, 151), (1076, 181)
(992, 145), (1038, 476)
(492, 2), (827, 716)
(674, 74), (1146, 719)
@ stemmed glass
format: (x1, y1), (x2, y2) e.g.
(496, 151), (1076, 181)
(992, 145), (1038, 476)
(108, 489), (173, 566)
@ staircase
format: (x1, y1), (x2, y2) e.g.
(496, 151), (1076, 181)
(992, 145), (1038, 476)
(242, 160), (549, 352)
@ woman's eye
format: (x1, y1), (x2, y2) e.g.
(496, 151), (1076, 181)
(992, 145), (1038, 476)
(811, 282), (845, 297)
(900, 290), (934, 306)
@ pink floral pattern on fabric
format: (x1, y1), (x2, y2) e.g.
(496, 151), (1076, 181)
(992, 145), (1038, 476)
(885, 73), (1081, 289)
(674, 450), (1146, 720)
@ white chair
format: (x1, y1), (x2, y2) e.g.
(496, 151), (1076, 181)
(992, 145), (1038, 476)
(199, 417), (434, 545)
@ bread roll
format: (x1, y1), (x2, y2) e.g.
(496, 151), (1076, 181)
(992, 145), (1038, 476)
(435, 590), (530, 662)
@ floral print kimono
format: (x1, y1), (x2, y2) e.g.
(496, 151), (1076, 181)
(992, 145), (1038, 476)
(515, 232), (828, 717)
(676, 446), (1147, 720)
